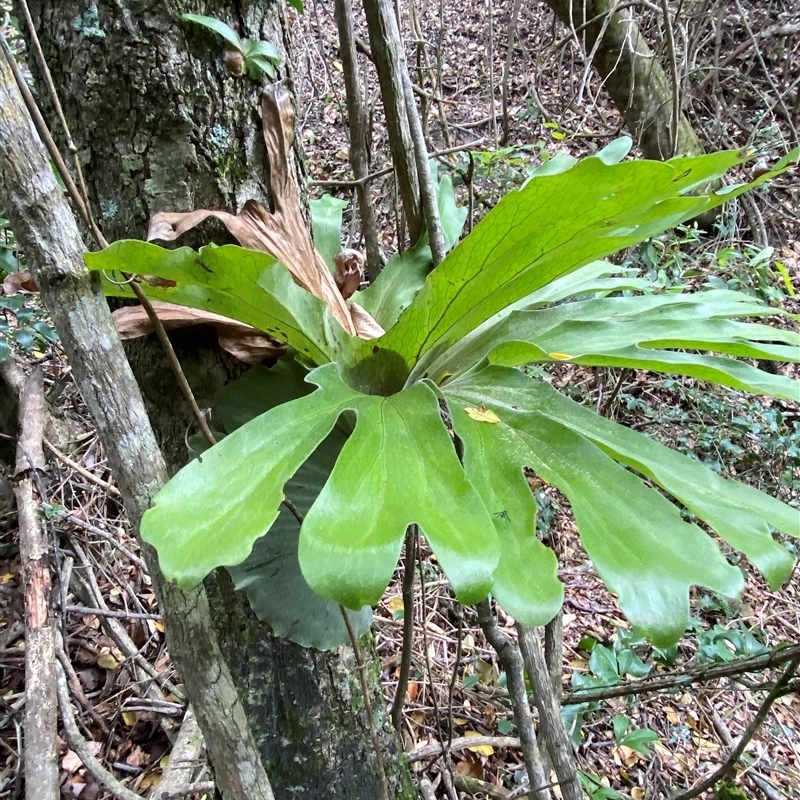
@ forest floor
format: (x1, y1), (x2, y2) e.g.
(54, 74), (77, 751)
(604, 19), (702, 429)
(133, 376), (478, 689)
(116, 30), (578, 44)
(1, 0), (800, 798)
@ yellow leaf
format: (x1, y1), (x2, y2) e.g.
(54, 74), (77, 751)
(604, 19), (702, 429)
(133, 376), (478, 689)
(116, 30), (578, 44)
(632, 789), (645, 800)
(452, 717), (468, 726)
(333, 60), (343, 71)
(548, 352), (573, 361)
(97, 647), (122, 670)
(0, 573), (15, 584)
(464, 731), (494, 756)
(464, 405), (500, 424)
(386, 596), (404, 614)
(137, 772), (161, 790)
(121, 711), (138, 727)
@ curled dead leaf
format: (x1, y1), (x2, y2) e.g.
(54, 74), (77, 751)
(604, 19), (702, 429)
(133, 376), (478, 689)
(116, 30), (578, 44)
(146, 80), (382, 340)
(2, 270), (38, 295)
(333, 248), (365, 300)
(140, 275), (178, 288)
(350, 302), (385, 339)
(112, 301), (286, 364)
(222, 42), (244, 75)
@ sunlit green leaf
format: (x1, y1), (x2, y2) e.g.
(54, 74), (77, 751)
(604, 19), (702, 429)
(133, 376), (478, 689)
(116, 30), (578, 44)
(300, 373), (498, 608)
(374, 148), (798, 372)
(445, 367), (748, 645)
(446, 365), (797, 591)
(358, 164), (467, 330)
(310, 195), (348, 270)
(433, 290), (799, 399)
(140, 363), (354, 587)
(447, 401), (563, 625)
(84, 241), (334, 364)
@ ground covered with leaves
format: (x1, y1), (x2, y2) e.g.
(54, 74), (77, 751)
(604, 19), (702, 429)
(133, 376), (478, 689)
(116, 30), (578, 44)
(2, 0), (800, 797)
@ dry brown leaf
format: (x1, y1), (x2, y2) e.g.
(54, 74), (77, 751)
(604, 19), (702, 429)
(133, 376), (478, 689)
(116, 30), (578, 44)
(350, 302), (385, 339)
(111, 302), (285, 364)
(146, 80), (382, 339)
(333, 248), (365, 300)
(2, 270), (38, 295)
(455, 755), (484, 779)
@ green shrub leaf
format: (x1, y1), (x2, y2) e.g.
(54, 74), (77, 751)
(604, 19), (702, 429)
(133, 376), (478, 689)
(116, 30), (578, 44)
(84, 241), (335, 364)
(376, 148), (798, 372)
(300, 374), (499, 608)
(445, 367), (750, 645)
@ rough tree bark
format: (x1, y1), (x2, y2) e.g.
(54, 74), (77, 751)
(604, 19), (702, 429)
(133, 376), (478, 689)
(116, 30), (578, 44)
(22, 2), (415, 797)
(544, 0), (705, 160)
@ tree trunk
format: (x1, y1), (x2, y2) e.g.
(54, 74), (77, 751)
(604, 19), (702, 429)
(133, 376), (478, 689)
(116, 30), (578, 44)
(544, 0), (704, 160)
(23, 2), (415, 797)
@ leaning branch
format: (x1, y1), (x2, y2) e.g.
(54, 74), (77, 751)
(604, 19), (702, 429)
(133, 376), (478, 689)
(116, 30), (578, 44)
(562, 642), (800, 705)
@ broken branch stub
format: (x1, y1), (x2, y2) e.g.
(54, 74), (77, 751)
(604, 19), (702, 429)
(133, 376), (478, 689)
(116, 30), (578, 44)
(147, 81), (383, 339)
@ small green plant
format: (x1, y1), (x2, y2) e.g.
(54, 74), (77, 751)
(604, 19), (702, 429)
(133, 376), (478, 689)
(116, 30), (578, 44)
(579, 771), (623, 800)
(707, 244), (795, 304)
(0, 216), (58, 362)
(182, 14), (282, 79)
(612, 714), (659, 756)
(0, 293), (59, 362)
(695, 623), (770, 663)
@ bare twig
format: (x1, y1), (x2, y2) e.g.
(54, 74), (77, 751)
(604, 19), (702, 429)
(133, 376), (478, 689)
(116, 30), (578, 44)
(476, 600), (551, 800)
(659, 0), (681, 156)
(672, 655), (800, 800)
(406, 735), (522, 762)
(15, 367), (59, 800)
(517, 624), (582, 800)
(333, 0), (383, 280)
(0, 25), (217, 449)
(56, 662), (147, 800)
(500, 0), (523, 144)
(55, 636), (111, 735)
(156, 707), (209, 798)
(43, 438), (121, 497)
(340, 606), (389, 800)
(562, 642), (800, 705)
(391, 525), (417, 729)
(733, 0), (798, 146)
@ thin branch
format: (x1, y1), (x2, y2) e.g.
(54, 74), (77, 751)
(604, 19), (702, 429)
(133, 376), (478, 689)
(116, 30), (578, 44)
(406, 735), (522, 762)
(659, 0), (681, 156)
(0, 25), (217, 449)
(476, 599), (551, 800)
(562, 642), (800, 705)
(500, 0), (523, 144)
(340, 606), (389, 800)
(17, 0), (100, 237)
(56, 663), (147, 800)
(672, 655), (800, 800)
(309, 138), (486, 188)
(391, 525), (417, 729)
(43, 438), (121, 498)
